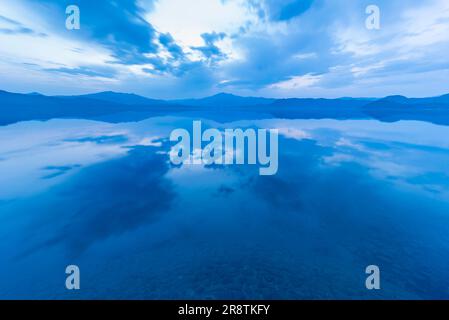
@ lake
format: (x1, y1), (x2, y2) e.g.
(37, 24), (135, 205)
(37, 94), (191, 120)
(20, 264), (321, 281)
(1, 116), (449, 299)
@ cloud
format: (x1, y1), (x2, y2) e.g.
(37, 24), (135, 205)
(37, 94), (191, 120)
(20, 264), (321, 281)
(192, 32), (227, 62)
(269, 73), (322, 90)
(145, 0), (254, 47)
(257, 0), (316, 21)
(0, 0), (449, 98)
(29, 0), (165, 65)
(44, 66), (117, 78)
(0, 14), (47, 37)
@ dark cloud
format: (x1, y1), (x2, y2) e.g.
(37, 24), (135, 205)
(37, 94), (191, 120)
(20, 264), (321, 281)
(41, 165), (81, 179)
(31, 0), (189, 69)
(268, 0), (315, 21)
(247, 0), (315, 22)
(192, 32), (227, 63)
(158, 32), (185, 60)
(2, 0), (448, 97)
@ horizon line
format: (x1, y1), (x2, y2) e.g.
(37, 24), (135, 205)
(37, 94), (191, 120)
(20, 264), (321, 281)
(2, 88), (449, 101)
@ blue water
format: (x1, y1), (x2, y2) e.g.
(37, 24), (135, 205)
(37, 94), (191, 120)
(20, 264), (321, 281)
(1, 117), (449, 299)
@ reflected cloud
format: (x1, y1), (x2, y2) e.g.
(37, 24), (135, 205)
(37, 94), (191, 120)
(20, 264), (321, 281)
(19, 145), (175, 257)
(2, 116), (449, 299)
(64, 135), (129, 145)
(41, 164), (81, 180)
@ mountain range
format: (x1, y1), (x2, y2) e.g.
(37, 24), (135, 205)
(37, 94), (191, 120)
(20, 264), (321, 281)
(1, 90), (449, 126)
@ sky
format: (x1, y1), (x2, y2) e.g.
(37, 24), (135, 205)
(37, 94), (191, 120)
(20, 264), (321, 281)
(0, 0), (449, 99)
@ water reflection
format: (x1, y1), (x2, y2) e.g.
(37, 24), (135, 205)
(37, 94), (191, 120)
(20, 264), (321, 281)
(18, 145), (174, 258)
(1, 117), (449, 299)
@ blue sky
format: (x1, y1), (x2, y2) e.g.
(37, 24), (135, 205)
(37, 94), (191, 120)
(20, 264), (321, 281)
(0, 0), (449, 98)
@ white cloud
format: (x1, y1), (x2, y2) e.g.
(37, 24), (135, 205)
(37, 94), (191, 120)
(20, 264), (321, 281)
(278, 128), (310, 140)
(0, 0), (117, 80)
(400, 0), (449, 48)
(145, 0), (255, 48)
(1, 0), (449, 98)
(269, 73), (322, 90)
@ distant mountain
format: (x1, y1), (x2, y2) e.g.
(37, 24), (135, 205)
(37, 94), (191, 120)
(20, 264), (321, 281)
(338, 97), (378, 101)
(380, 95), (409, 104)
(377, 94), (449, 105)
(75, 91), (167, 106)
(0, 90), (180, 125)
(1, 89), (449, 126)
(173, 93), (276, 108)
(433, 93), (449, 103)
(363, 94), (449, 125)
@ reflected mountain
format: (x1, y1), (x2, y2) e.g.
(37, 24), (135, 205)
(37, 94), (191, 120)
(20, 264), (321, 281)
(2, 90), (449, 126)
(364, 94), (449, 125)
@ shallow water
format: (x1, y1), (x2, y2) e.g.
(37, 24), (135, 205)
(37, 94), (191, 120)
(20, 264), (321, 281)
(1, 117), (449, 299)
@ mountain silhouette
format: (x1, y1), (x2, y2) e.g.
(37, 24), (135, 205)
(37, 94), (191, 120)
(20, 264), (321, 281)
(1, 89), (449, 126)
(74, 91), (167, 106)
(173, 92), (275, 107)
(0, 90), (179, 125)
(363, 94), (449, 125)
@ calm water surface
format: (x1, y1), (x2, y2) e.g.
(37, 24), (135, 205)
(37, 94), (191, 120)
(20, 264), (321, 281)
(1, 117), (449, 299)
